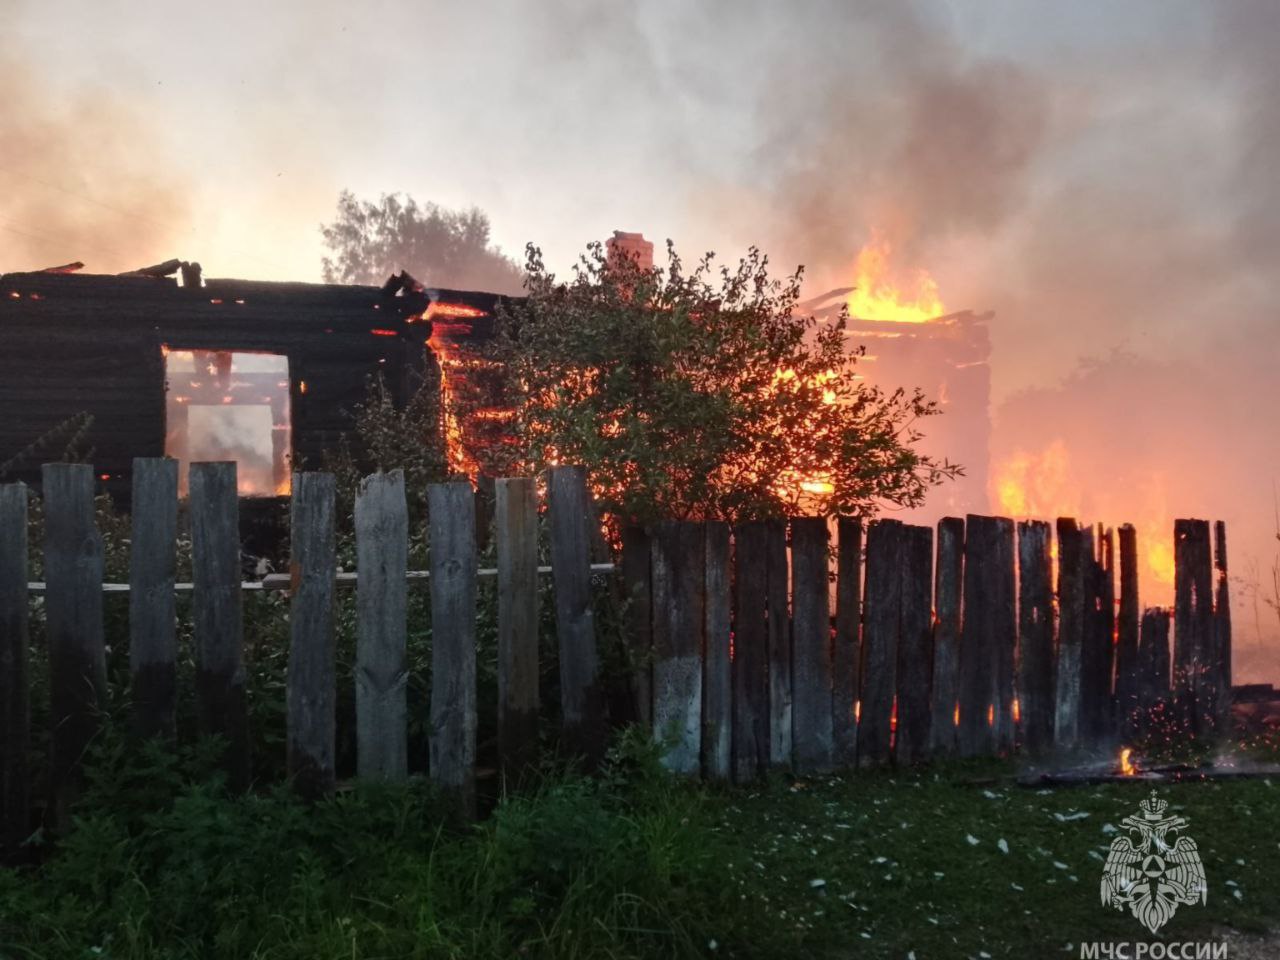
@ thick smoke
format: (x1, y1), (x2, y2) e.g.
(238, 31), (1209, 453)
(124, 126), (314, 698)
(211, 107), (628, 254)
(0, 53), (189, 273)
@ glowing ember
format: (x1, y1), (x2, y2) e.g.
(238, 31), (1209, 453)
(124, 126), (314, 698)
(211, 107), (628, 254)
(846, 232), (944, 323)
(416, 301), (489, 323)
(1119, 747), (1137, 776)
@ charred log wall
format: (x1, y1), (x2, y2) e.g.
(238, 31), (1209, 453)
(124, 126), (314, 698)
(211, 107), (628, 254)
(0, 272), (460, 508)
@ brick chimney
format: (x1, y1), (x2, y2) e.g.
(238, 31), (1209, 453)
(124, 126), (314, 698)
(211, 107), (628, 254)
(606, 231), (654, 271)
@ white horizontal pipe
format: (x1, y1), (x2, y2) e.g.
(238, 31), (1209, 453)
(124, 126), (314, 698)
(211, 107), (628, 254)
(25, 562), (616, 594)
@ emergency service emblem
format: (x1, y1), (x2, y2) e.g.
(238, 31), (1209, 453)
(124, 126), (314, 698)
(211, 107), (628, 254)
(1100, 791), (1207, 934)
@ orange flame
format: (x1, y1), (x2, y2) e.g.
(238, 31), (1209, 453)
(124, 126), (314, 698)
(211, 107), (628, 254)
(846, 233), (944, 323)
(1119, 747), (1137, 776)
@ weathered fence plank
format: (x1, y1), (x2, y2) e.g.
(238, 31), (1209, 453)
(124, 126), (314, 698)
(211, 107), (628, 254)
(1114, 524), (1141, 739)
(129, 458), (178, 741)
(547, 466), (606, 768)
(1016, 520), (1054, 754)
(791, 517), (833, 774)
(732, 522), (769, 783)
(703, 522), (732, 781)
(1081, 526), (1112, 748)
(189, 462), (249, 790)
(1053, 517), (1086, 749)
(832, 517), (862, 768)
(929, 517), (964, 757)
(765, 519), (791, 770)
(1174, 519), (1214, 738)
(895, 524), (933, 766)
(1137, 607), (1172, 733)
(858, 518), (901, 767)
(428, 480), (478, 818)
(0, 483), (29, 850)
(620, 525), (653, 730)
(959, 516), (1015, 756)
(42, 463), (106, 826)
(287, 472), (337, 799)
(495, 477), (539, 785)
(1213, 521), (1232, 734)
(651, 521), (705, 775)
(355, 470), (409, 782)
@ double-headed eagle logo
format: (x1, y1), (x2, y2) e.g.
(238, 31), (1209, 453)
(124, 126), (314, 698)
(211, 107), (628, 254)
(1100, 791), (1207, 934)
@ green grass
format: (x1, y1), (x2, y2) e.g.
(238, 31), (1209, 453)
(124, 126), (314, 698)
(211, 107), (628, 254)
(2, 731), (1277, 959)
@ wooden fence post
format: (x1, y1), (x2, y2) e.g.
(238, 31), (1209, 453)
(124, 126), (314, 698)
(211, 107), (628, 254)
(1114, 525), (1141, 739)
(959, 516), (1014, 756)
(129, 457), (178, 741)
(1081, 526), (1114, 748)
(791, 517), (833, 774)
(1137, 607), (1172, 736)
(895, 524), (933, 766)
(495, 477), (539, 785)
(428, 480), (478, 818)
(354, 470), (408, 782)
(0, 483), (29, 851)
(731, 522), (769, 782)
(1016, 520), (1054, 754)
(42, 463), (106, 827)
(547, 466), (606, 768)
(651, 521), (705, 775)
(620, 525), (653, 730)
(1174, 519), (1214, 738)
(929, 517), (964, 757)
(703, 521), (732, 781)
(765, 519), (791, 770)
(1053, 518), (1085, 750)
(189, 462), (249, 790)
(858, 518), (901, 767)
(288, 472), (337, 799)
(832, 517), (862, 768)
(1213, 522), (1232, 734)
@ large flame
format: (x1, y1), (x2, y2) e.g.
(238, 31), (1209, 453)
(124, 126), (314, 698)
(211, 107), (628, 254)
(846, 233), (945, 323)
(992, 440), (1177, 589)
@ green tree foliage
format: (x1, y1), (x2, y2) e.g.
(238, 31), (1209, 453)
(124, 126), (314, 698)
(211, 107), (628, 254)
(482, 241), (961, 525)
(319, 191), (524, 294)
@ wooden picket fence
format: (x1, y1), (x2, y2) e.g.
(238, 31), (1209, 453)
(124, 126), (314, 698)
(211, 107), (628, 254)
(0, 459), (1233, 850)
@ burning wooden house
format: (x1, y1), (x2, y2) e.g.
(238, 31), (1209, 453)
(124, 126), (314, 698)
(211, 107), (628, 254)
(0, 260), (507, 503)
